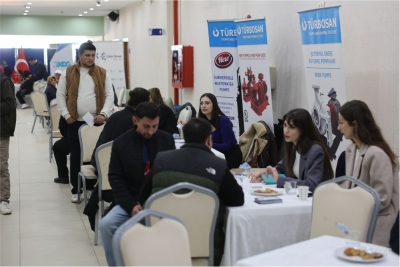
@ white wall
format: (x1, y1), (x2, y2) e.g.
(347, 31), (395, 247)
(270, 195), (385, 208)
(105, 0), (399, 154)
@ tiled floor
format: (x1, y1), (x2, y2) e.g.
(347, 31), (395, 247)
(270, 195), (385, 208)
(0, 108), (107, 266)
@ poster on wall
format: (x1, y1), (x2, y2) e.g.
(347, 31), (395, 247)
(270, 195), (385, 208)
(235, 18), (274, 133)
(93, 41), (126, 103)
(207, 20), (241, 140)
(49, 43), (73, 75)
(299, 6), (348, 164)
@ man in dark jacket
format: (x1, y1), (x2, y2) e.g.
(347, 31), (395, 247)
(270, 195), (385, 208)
(139, 117), (244, 265)
(99, 102), (175, 266)
(28, 57), (48, 82)
(0, 72), (17, 215)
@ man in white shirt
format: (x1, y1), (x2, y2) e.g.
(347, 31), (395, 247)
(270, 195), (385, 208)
(56, 41), (114, 203)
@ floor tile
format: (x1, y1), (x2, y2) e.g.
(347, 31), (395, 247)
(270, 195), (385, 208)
(20, 220), (87, 238)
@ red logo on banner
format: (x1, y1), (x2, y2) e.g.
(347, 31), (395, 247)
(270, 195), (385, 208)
(214, 52), (233, 69)
(11, 49), (30, 83)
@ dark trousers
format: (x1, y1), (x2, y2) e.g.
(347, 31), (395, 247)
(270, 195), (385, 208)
(67, 121), (96, 194)
(53, 136), (70, 179)
(16, 89), (30, 104)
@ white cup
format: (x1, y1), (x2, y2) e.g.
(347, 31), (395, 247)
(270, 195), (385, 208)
(298, 186), (309, 200)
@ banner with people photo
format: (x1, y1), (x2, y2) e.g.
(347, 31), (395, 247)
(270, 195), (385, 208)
(299, 6), (348, 164)
(49, 43), (73, 75)
(93, 41), (126, 104)
(234, 18), (274, 132)
(207, 20), (241, 140)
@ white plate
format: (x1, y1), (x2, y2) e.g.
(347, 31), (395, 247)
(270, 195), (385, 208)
(250, 188), (283, 196)
(335, 247), (386, 263)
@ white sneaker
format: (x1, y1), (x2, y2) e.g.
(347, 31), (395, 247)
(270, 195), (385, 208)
(71, 194), (80, 203)
(21, 103), (29, 109)
(0, 201), (12, 215)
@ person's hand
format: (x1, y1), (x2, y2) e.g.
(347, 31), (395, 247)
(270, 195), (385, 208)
(131, 205), (142, 216)
(249, 171), (262, 183)
(66, 117), (75, 124)
(94, 115), (106, 124)
(266, 166), (279, 181)
(178, 120), (186, 125)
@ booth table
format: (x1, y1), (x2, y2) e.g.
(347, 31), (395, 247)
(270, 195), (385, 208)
(221, 173), (313, 266)
(235, 235), (399, 266)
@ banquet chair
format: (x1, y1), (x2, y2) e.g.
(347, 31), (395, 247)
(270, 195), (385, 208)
(117, 88), (125, 107)
(49, 98), (57, 106)
(30, 91), (49, 133)
(48, 104), (62, 163)
(177, 106), (192, 138)
(310, 176), (380, 243)
(144, 182), (219, 266)
(112, 209), (192, 266)
(93, 141), (113, 246)
(77, 123), (105, 205)
(33, 80), (47, 92)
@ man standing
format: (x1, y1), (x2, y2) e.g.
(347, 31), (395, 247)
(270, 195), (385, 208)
(139, 117), (244, 265)
(0, 69), (17, 215)
(28, 57), (48, 82)
(56, 41), (114, 202)
(100, 102), (175, 266)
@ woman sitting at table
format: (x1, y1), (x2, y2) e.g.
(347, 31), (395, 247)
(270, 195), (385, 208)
(250, 108), (333, 192)
(148, 87), (178, 135)
(198, 93), (242, 169)
(45, 75), (57, 106)
(338, 100), (399, 247)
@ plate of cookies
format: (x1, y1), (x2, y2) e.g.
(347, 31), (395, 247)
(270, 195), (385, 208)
(335, 247), (385, 263)
(251, 188), (283, 196)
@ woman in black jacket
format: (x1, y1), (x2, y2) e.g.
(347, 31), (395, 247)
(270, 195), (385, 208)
(148, 87), (178, 135)
(45, 76), (57, 106)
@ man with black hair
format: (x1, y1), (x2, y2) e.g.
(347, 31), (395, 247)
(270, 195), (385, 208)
(100, 102), (175, 266)
(139, 117), (244, 265)
(56, 41), (114, 202)
(28, 57), (48, 82)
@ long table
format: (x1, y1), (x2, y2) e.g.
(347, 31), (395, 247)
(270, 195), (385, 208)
(221, 173), (313, 266)
(236, 235), (399, 266)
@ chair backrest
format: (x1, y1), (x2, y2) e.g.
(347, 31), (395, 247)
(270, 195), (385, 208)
(30, 91), (49, 113)
(144, 182), (219, 266)
(49, 98), (57, 106)
(165, 97), (176, 114)
(78, 124), (105, 163)
(95, 141), (113, 191)
(117, 88), (125, 107)
(49, 104), (61, 133)
(33, 80), (47, 92)
(112, 209), (192, 266)
(177, 106), (192, 124)
(310, 176), (380, 243)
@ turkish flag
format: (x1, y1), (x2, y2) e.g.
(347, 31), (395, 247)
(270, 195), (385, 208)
(11, 49), (30, 83)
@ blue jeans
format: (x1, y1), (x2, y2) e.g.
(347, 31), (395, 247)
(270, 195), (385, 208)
(100, 205), (131, 266)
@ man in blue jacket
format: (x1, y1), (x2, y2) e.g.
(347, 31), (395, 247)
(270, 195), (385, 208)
(28, 57), (48, 82)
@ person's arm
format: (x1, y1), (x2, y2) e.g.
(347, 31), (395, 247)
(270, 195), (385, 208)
(100, 72), (114, 119)
(108, 141), (137, 214)
(0, 78), (16, 115)
(218, 168), (244, 206)
(56, 71), (71, 120)
(138, 173), (153, 205)
(276, 145), (325, 192)
(212, 116), (235, 152)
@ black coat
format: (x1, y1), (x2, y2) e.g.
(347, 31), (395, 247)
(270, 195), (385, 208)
(33, 61), (48, 82)
(158, 104), (178, 134)
(108, 128), (175, 214)
(0, 73), (16, 137)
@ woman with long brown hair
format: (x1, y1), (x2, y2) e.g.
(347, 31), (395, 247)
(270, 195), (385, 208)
(250, 108), (333, 192)
(148, 87), (177, 135)
(338, 100), (399, 247)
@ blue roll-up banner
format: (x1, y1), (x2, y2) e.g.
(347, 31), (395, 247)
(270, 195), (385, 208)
(207, 20), (241, 139)
(235, 18), (274, 133)
(299, 6), (348, 164)
(49, 43), (73, 75)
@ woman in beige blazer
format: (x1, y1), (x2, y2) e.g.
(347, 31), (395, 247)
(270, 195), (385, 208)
(338, 100), (399, 247)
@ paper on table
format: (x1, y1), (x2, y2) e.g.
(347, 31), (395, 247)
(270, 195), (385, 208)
(82, 112), (94, 127)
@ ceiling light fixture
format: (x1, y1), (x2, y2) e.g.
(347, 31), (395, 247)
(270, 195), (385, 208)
(79, 14), (83, 16)
(26, 6), (30, 9)
(24, 13), (27, 15)
(27, 2), (32, 4)
(25, 10), (29, 12)
(90, 8), (94, 10)
(96, 4), (101, 6)
(84, 11), (88, 13)
(104, 0), (109, 2)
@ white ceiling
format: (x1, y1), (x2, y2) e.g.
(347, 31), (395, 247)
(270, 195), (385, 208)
(0, 0), (138, 17)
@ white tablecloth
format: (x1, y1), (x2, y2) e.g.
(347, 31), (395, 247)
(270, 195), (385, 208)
(235, 235), (399, 266)
(221, 179), (313, 266)
(174, 140), (225, 159)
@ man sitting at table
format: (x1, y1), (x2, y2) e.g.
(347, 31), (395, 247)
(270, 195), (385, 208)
(99, 102), (175, 266)
(139, 117), (245, 265)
